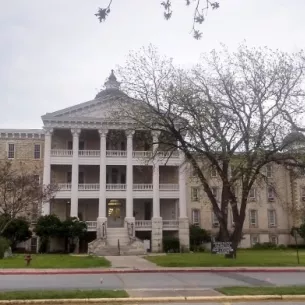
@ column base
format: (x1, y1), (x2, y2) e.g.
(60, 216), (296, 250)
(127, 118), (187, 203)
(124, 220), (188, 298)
(152, 217), (163, 253)
(178, 217), (190, 251)
(124, 216), (135, 223)
(96, 217), (107, 239)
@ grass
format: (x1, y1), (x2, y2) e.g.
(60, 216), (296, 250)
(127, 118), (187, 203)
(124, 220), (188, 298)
(0, 289), (128, 300)
(217, 286), (305, 295)
(0, 254), (111, 268)
(146, 250), (305, 267)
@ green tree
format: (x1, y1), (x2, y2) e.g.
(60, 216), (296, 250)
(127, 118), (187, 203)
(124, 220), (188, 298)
(189, 225), (211, 251)
(60, 217), (87, 253)
(1, 217), (32, 250)
(34, 215), (62, 253)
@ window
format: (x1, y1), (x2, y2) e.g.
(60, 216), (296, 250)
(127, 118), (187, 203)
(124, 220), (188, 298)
(269, 235), (278, 245)
(211, 166), (217, 177)
(249, 188), (256, 200)
(212, 212), (219, 227)
(34, 144), (41, 159)
(267, 186), (275, 202)
(266, 164), (272, 178)
(249, 209), (258, 227)
(268, 210), (277, 227)
(192, 209), (200, 226)
(8, 143), (15, 159)
(301, 187), (305, 202)
(191, 187), (199, 201)
(251, 235), (259, 246)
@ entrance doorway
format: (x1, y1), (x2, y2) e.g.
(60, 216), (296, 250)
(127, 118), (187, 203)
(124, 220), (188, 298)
(107, 200), (124, 227)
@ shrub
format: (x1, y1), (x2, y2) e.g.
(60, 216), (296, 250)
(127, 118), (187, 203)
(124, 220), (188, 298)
(189, 225), (211, 252)
(163, 236), (180, 253)
(0, 237), (10, 259)
(252, 242), (278, 250)
(288, 244), (305, 249)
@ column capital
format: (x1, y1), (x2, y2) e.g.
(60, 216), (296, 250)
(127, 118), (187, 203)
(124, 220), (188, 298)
(43, 127), (53, 136)
(125, 130), (135, 138)
(71, 128), (81, 136)
(98, 128), (109, 137)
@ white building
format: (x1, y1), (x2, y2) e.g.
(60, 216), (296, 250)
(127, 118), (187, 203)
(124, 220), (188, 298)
(41, 71), (189, 254)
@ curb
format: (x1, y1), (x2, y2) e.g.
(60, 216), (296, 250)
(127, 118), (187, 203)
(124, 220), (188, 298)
(1, 268), (305, 275)
(1, 295), (305, 304)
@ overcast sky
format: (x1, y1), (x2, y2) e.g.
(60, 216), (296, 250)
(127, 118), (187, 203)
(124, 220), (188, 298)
(1, 0), (304, 129)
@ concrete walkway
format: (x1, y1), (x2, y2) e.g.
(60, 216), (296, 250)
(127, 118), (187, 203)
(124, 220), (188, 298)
(105, 255), (158, 269)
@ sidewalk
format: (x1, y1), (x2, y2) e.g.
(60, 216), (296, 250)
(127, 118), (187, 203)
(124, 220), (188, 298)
(2, 266), (305, 275)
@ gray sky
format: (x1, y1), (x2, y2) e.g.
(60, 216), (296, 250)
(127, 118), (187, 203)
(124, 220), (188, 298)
(1, 0), (304, 129)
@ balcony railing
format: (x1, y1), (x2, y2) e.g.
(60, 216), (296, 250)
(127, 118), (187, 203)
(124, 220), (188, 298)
(135, 220), (152, 229)
(78, 183), (100, 191)
(51, 149), (73, 157)
(133, 151), (153, 158)
(106, 150), (127, 157)
(58, 183), (72, 190)
(159, 184), (179, 191)
(79, 150), (100, 157)
(158, 151), (179, 158)
(86, 221), (97, 230)
(163, 220), (179, 228)
(106, 184), (126, 191)
(133, 184), (153, 191)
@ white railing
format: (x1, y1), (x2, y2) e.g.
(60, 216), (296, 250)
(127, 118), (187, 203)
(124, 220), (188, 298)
(133, 184), (153, 191)
(51, 149), (73, 157)
(158, 151), (179, 158)
(58, 183), (72, 190)
(106, 184), (126, 191)
(135, 220), (152, 228)
(163, 220), (179, 228)
(86, 221), (97, 230)
(133, 151), (153, 158)
(106, 150), (127, 157)
(79, 150), (100, 157)
(159, 183), (179, 191)
(78, 183), (100, 191)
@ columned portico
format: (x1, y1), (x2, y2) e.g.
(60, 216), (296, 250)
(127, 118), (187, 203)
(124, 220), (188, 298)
(71, 128), (81, 217)
(42, 127), (53, 215)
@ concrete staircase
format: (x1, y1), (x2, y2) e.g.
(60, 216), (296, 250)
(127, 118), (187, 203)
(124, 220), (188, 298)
(88, 227), (146, 256)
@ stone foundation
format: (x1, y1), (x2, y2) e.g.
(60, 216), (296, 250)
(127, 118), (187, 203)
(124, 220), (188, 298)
(178, 217), (190, 251)
(151, 217), (163, 252)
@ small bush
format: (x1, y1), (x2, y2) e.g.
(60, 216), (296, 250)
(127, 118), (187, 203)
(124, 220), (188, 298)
(190, 245), (206, 252)
(288, 244), (305, 250)
(163, 236), (180, 253)
(0, 237), (10, 259)
(252, 242), (278, 250)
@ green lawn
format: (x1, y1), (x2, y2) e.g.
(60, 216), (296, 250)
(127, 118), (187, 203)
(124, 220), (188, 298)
(1, 254), (111, 268)
(146, 250), (305, 267)
(217, 286), (305, 295)
(0, 289), (128, 300)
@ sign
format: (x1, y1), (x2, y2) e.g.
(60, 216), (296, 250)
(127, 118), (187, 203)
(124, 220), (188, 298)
(211, 241), (234, 255)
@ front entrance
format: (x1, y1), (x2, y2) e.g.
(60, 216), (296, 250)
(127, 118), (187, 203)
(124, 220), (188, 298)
(107, 199), (125, 227)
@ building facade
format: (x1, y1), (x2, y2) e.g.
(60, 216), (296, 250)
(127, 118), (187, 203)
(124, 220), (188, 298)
(0, 72), (303, 253)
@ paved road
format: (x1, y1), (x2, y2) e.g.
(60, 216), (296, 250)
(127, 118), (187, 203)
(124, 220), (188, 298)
(1, 272), (305, 294)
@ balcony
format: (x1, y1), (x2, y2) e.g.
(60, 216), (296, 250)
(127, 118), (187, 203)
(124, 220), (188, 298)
(133, 151), (153, 158)
(134, 219), (179, 230)
(86, 221), (97, 231)
(51, 149), (73, 157)
(79, 150), (100, 157)
(159, 184), (179, 191)
(58, 183), (72, 190)
(163, 220), (179, 229)
(78, 184), (100, 191)
(158, 151), (179, 158)
(106, 150), (127, 157)
(106, 183), (126, 191)
(133, 184), (153, 191)
(135, 220), (152, 230)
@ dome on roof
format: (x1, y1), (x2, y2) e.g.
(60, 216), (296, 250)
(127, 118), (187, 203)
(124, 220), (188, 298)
(282, 130), (305, 148)
(95, 70), (126, 99)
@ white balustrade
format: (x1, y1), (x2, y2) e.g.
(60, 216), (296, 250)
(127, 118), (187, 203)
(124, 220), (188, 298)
(79, 150), (100, 157)
(58, 183), (72, 190)
(51, 149), (73, 157)
(133, 151), (153, 158)
(135, 220), (152, 228)
(133, 184), (153, 191)
(163, 220), (179, 228)
(106, 150), (127, 157)
(78, 183), (100, 191)
(106, 184), (127, 191)
(86, 221), (97, 230)
(159, 183), (179, 191)
(158, 151), (179, 158)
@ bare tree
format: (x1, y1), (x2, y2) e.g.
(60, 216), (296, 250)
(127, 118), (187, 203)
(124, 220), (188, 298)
(95, 0), (220, 39)
(0, 161), (58, 234)
(117, 44), (305, 256)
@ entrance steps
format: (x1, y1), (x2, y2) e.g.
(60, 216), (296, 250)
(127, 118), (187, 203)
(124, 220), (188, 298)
(88, 226), (146, 256)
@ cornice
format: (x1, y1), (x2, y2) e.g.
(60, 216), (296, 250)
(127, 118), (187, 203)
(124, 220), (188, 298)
(0, 129), (44, 139)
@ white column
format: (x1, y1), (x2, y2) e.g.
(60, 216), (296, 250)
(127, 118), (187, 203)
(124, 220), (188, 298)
(70, 128), (81, 218)
(152, 131), (160, 218)
(98, 129), (108, 218)
(179, 152), (187, 218)
(126, 130), (134, 219)
(42, 127), (53, 215)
